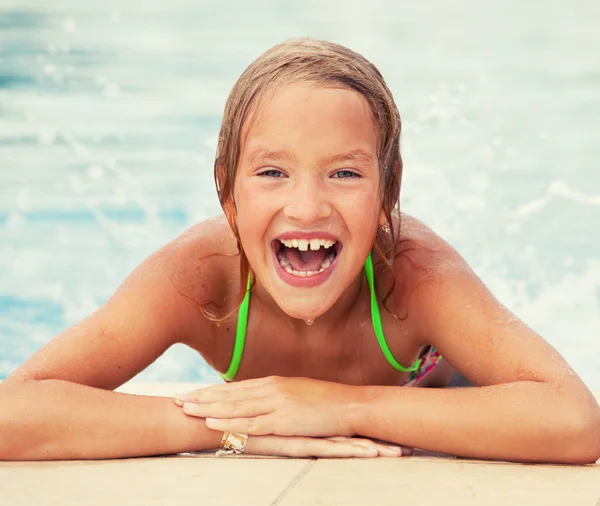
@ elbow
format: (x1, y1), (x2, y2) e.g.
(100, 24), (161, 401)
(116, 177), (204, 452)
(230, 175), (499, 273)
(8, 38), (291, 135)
(562, 404), (600, 465)
(0, 412), (21, 461)
(0, 436), (20, 462)
(0, 388), (18, 460)
(0, 414), (51, 461)
(0, 381), (44, 461)
(0, 406), (25, 461)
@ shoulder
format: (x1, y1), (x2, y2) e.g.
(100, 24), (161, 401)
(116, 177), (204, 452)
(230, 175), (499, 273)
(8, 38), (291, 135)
(4, 215), (241, 387)
(157, 214), (242, 318)
(384, 213), (475, 342)
(389, 213), (469, 293)
(395, 213), (466, 271)
(161, 214), (239, 271)
(388, 215), (587, 395)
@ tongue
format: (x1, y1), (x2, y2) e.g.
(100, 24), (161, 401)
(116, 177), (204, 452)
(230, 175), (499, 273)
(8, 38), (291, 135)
(284, 247), (327, 272)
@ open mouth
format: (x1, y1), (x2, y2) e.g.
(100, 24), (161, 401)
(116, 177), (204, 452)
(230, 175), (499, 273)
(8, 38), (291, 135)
(272, 237), (341, 279)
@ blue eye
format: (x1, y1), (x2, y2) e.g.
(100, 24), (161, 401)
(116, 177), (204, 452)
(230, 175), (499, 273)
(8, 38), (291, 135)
(332, 170), (361, 179)
(258, 169), (286, 178)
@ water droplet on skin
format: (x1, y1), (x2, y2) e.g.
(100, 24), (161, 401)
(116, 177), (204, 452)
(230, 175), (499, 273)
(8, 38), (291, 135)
(305, 319), (314, 326)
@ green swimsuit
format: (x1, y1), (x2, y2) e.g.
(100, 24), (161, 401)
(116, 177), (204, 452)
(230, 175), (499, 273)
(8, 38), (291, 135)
(220, 252), (440, 382)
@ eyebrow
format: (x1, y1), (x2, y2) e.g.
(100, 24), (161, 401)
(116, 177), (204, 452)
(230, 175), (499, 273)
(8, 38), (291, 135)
(325, 149), (376, 166)
(248, 148), (292, 166)
(247, 148), (376, 167)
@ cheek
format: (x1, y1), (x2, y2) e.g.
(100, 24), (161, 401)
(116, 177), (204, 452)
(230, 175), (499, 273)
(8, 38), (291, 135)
(340, 188), (381, 227)
(234, 185), (271, 244)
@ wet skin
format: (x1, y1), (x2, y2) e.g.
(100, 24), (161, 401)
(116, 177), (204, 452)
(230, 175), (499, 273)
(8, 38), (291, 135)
(173, 213), (466, 388)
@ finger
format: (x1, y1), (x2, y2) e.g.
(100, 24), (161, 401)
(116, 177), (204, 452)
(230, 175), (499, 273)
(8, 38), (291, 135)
(201, 377), (274, 392)
(326, 437), (412, 457)
(303, 439), (379, 459)
(175, 384), (234, 403)
(350, 440), (410, 457)
(182, 399), (273, 420)
(175, 379), (271, 403)
(248, 436), (379, 458)
(204, 415), (272, 435)
(178, 387), (270, 405)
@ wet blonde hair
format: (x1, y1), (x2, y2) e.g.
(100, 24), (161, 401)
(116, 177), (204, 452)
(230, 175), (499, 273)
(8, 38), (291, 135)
(213, 37), (403, 321)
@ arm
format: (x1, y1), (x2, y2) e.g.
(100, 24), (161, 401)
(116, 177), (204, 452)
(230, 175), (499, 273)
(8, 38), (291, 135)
(0, 225), (392, 461)
(176, 369), (600, 464)
(352, 381), (599, 464)
(178, 245), (600, 464)
(0, 378), (389, 460)
(352, 260), (600, 464)
(0, 233), (220, 460)
(0, 379), (222, 460)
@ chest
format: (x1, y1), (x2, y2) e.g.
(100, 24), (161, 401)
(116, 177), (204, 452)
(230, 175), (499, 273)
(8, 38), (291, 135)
(200, 301), (423, 387)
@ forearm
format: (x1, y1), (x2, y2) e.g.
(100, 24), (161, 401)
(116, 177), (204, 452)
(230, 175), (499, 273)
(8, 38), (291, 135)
(351, 382), (600, 464)
(0, 379), (222, 460)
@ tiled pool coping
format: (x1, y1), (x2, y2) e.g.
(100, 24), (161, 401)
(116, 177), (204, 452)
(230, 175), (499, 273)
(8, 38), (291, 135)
(1, 382), (599, 505)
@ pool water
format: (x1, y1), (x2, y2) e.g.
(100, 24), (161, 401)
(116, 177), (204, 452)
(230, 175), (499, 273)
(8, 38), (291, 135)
(1, 1), (599, 387)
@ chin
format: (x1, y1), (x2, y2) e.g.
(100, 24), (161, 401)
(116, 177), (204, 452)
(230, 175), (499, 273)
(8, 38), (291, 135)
(276, 299), (330, 321)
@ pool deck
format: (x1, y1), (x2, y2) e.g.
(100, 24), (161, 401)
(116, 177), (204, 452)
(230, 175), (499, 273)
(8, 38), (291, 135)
(2, 382), (599, 505)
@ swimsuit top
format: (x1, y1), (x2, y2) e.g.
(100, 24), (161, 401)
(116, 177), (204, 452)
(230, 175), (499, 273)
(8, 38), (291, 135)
(220, 252), (440, 382)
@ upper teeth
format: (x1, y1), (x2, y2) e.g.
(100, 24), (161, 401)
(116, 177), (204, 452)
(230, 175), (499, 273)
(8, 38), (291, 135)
(280, 238), (336, 251)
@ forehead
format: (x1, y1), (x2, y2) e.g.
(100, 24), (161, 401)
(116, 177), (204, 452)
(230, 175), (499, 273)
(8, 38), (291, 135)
(240, 83), (378, 161)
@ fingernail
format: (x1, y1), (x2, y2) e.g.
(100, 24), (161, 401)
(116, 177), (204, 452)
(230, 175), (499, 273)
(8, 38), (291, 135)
(180, 398), (198, 405)
(388, 446), (403, 453)
(367, 447), (378, 455)
(182, 403), (197, 413)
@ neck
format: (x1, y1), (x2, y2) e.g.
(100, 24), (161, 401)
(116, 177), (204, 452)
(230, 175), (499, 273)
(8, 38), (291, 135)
(251, 270), (368, 337)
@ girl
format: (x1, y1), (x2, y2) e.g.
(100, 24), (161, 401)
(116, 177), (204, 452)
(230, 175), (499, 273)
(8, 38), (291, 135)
(1, 38), (598, 464)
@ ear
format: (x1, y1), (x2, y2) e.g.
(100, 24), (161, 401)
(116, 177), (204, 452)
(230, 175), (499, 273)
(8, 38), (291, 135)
(379, 209), (387, 227)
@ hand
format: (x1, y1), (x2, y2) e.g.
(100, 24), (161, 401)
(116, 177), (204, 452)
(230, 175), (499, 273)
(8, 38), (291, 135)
(245, 435), (412, 458)
(174, 376), (363, 437)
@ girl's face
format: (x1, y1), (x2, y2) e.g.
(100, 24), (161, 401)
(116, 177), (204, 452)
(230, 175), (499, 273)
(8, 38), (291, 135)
(233, 82), (382, 320)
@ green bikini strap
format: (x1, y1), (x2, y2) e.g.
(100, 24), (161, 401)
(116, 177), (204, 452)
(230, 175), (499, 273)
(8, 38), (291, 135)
(221, 253), (421, 381)
(219, 273), (252, 381)
(364, 252), (421, 373)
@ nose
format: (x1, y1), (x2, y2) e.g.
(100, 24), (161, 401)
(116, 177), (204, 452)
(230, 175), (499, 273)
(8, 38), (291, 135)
(283, 176), (333, 224)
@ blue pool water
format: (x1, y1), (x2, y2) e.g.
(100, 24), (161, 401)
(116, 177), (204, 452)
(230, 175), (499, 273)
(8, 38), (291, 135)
(1, 1), (599, 387)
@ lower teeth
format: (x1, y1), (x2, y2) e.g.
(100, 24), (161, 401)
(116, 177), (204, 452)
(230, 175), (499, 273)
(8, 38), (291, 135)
(278, 254), (335, 278)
